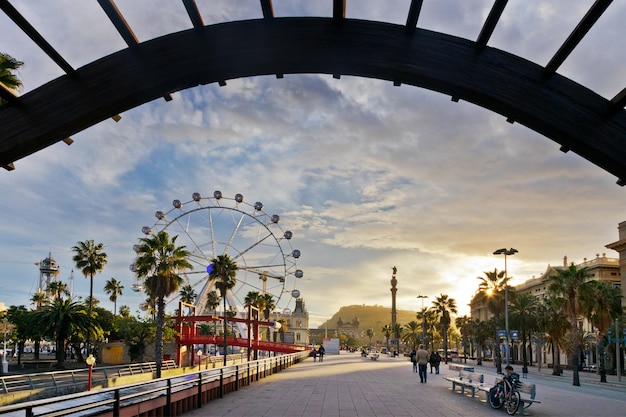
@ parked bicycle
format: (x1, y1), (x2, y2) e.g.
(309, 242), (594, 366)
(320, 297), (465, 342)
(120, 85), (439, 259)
(488, 365), (520, 415)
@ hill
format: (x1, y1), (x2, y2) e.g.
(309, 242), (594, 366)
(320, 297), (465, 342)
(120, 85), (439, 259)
(317, 304), (418, 336)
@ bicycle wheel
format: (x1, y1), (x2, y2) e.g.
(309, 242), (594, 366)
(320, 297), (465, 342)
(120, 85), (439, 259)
(505, 390), (520, 415)
(487, 387), (503, 409)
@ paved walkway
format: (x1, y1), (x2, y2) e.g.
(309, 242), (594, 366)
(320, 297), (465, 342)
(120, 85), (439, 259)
(185, 352), (626, 417)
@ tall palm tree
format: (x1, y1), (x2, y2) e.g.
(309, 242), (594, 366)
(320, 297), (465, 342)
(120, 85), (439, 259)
(179, 284), (197, 315)
(134, 231), (192, 378)
(0, 53), (24, 93)
(579, 279), (623, 382)
(432, 294), (457, 363)
(205, 290), (220, 315)
(72, 240), (108, 317)
(508, 292), (539, 370)
(476, 268), (507, 372)
(104, 278), (124, 317)
(549, 263), (592, 386)
(30, 291), (48, 309)
(30, 298), (98, 368)
(209, 254), (238, 366)
(537, 296), (568, 376)
(366, 327), (375, 347)
(455, 315), (473, 362)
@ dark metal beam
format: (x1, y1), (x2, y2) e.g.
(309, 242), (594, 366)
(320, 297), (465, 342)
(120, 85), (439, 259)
(405, 0), (423, 34)
(543, 0), (613, 78)
(333, 0), (345, 21)
(0, 0), (76, 75)
(182, 0), (204, 28)
(475, 0), (508, 52)
(260, 0), (274, 19)
(611, 87), (626, 113)
(97, 0), (139, 47)
(1, 18), (625, 184)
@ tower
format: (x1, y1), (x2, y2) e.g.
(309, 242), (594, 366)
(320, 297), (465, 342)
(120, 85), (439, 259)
(390, 266), (398, 352)
(37, 252), (60, 293)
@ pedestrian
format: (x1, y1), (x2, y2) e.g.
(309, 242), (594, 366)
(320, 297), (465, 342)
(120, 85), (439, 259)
(416, 344), (430, 383)
(318, 345), (325, 362)
(312, 347), (317, 362)
(429, 351), (437, 374)
(434, 351), (441, 374)
(410, 348), (417, 373)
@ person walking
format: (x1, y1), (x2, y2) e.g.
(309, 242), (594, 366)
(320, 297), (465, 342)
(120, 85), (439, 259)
(312, 347), (317, 362)
(416, 344), (430, 383)
(434, 351), (442, 374)
(429, 351), (437, 374)
(410, 348), (418, 373)
(318, 345), (325, 362)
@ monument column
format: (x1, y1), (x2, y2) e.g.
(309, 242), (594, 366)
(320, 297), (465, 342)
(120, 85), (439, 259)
(390, 266), (398, 354)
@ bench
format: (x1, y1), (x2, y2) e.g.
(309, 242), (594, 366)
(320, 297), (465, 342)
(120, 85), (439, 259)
(448, 363), (474, 372)
(444, 370), (485, 397)
(479, 378), (540, 415)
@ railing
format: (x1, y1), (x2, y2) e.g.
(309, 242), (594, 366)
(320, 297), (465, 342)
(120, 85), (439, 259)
(0, 351), (310, 417)
(0, 361), (177, 396)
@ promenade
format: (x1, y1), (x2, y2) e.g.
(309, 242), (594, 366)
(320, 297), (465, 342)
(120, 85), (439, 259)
(185, 351), (626, 417)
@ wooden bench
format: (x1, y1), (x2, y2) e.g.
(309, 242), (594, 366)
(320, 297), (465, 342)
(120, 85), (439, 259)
(444, 370), (485, 397)
(479, 378), (541, 415)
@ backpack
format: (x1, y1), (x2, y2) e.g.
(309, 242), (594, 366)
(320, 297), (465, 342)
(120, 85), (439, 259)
(489, 386), (502, 407)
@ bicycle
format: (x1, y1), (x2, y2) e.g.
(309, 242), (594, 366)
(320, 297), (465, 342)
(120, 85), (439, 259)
(487, 375), (520, 415)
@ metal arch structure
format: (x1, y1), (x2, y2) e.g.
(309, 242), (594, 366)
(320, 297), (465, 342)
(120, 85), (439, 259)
(1, 0), (626, 184)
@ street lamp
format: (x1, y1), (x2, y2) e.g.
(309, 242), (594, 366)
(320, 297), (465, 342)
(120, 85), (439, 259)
(2, 318), (8, 375)
(86, 354), (96, 391)
(493, 247), (518, 367)
(197, 349), (203, 372)
(417, 295), (428, 345)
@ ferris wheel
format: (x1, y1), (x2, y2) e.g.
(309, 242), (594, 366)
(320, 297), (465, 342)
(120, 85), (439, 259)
(132, 191), (303, 320)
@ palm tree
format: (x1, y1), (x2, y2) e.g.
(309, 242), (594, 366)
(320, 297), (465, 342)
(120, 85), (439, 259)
(179, 284), (197, 315)
(30, 291), (48, 310)
(455, 315), (473, 362)
(205, 290), (220, 315)
(209, 254), (238, 366)
(118, 305), (131, 318)
(402, 321), (421, 350)
(104, 278), (124, 317)
(46, 281), (70, 300)
(432, 294), (457, 364)
(30, 298), (98, 368)
(537, 296), (568, 376)
(476, 268), (507, 372)
(366, 327), (375, 347)
(549, 263), (592, 386)
(134, 231), (192, 378)
(382, 324), (392, 353)
(508, 293), (539, 371)
(0, 53), (24, 98)
(579, 279), (623, 382)
(72, 240), (108, 318)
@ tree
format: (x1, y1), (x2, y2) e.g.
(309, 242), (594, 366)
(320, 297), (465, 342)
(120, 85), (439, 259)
(382, 324), (392, 353)
(579, 279), (623, 382)
(118, 305), (131, 318)
(475, 268), (507, 372)
(46, 281), (69, 300)
(432, 294), (457, 363)
(179, 284), (197, 315)
(104, 278), (124, 316)
(209, 254), (238, 366)
(30, 298), (98, 368)
(205, 290), (220, 315)
(134, 230), (191, 378)
(0, 53), (24, 93)
(72, 240), (108, 318)
(508, 293), (539, 371)
(366, 327), (375, 347)
(402, 321), (421, 350)
(537, 296), (568, 376)
(455, 315), (473, 362)
(549, 263), (592, 386)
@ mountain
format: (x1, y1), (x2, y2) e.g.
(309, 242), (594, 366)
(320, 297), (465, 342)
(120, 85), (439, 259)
(317, 304), (418, 335)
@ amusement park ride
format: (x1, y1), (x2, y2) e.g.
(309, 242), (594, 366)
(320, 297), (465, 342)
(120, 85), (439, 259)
(130, 191), (308, 365)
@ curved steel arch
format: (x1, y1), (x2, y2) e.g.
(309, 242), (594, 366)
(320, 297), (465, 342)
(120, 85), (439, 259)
(1, 18), (626, 183)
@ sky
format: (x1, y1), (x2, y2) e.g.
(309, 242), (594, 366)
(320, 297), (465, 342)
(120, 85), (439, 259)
(1, 0), (626, 328)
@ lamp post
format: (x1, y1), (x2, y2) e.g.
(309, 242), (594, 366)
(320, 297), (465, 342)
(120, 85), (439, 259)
(493, 248), (518, 367)
(417, 295), (428, 345)
(197, 349), (203, 372)
(86, 354), (96, 391)
(2, 318), (8, 375)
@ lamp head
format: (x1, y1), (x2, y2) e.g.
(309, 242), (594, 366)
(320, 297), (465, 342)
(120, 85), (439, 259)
(86, 354), (96, 366)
